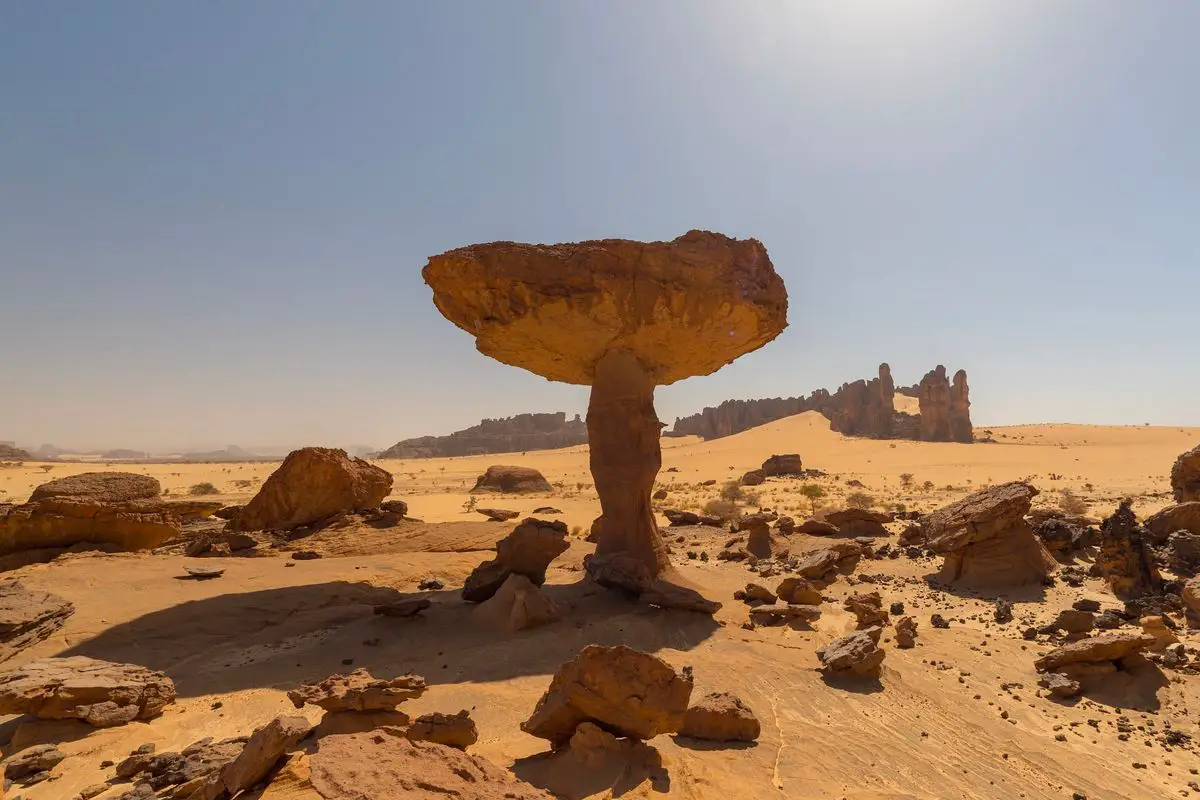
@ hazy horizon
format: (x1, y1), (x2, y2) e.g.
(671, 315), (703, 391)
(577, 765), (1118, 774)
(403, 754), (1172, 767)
(4, 2), (1198, 452)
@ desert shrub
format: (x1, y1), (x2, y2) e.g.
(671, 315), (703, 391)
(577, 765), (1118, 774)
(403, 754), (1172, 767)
(922, 480), (935, 491)
(188, 482), (219, 496)
(40, 465), (53, 473)
(845, 491), (876, 510)
(799, 484), (826, 515)
(899, 473), (914, 488)
(233, 479), (253, 489)
(702, 498), (741, 523)
(463, 496), (477, 512)
(570, 524), (583, 537)
(894, 502), (907, 513)
(742, 490), (762, 507)
(1058, 489), (1088, 516)
(719, 481), (746, 502)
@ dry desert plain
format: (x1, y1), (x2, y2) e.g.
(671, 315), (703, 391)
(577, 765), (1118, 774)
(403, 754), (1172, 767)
(3, 412), (1200, 799)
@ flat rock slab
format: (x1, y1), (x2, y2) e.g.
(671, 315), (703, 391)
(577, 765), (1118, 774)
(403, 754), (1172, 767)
(1033, 633), (1157, 672)
(183, 565), (225, 580)
(0, 655), (176, 727)
(289, 668), (426, 712)
(0, 581), (75, 663)
(373, 598), (431, 618)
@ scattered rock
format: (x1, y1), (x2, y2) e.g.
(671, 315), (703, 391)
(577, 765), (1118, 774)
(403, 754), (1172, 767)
(817, 629), (886, 677)
(195, 715), (312, 800)
(749, 603), (821, 627)
(795, 518), (840, 536)
(1097, 500), (1162, 600)
(231, 447), (393, 532)
(639, 580), (722, 615)
(520, 644), (693, 746)
(894, 616), (918, 648)
(741, 583), (777, 605)
(930, 614), (950, 629)
(291, 550), (321, 560)
(740, 469), (766, 486)
(679, 692), (760, 742)
(183, 564), (225, 580)
(470, 465), (553, 494)
(0, 656), (175, 727)
(844, 592), (889, 629)
(776, 577), (823, 605)
(994, 599), (1014, 624)
(289, 668), (426, 712)
(1033, 632), (1157, 672)
(4, 743), (66, 784)
(1038, 672), (1082, 699)
(1054, 609), (1095, 635)
(417, 577), (444, 591)
(794, 542), (863, 580)
(1140, 616), (1179, 651)
(406, 710), (478, 749)
(462, 518), (569, 602)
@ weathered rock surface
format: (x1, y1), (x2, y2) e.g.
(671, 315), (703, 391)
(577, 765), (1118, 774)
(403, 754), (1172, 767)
(776, 577), (823, 605)
(740, 469), (766, 486)
(844, 592), (889, 629)
(818, 629), (886, 677)
(0, 581), (74, 662)
(288, 669), (426, 712)
(920, 482), (1055, 587)
(639, 580), (723, 614)
(894, 616), (918, 648)
(761, 454), (803, 477)
(310, 732), (552, 800)
(796, 518), (840, 536)
(473, 573), (561, 632)
(1097, 501), (1162, 600)
(406, 710), (479, 749)
(462, 518), (569, 602)
(1038, 671), (1082, 699)
(469, 465), (553, 494)
(195, 715), (312, 800)
(0, 471), (180, 556)
(231, 447), (393, 532)
(0, 656), (175, 727)
(794, 542), (863, 580)
(521, 644), (693, 746)
(1033, 633), (1157, 672)
(679, 692), (760, 742)
(4, 742), (66, 784)
(825, 508), (891, 537)
(1184, 576), (1200, 626)
(1145, 502), (1200, 544)
(115, 735), (248, 795)
(1173, 445), (1200, 503)
(749, 603), (821, 626)
(475, 507), (520, 522)
(380, 412), (587, 459)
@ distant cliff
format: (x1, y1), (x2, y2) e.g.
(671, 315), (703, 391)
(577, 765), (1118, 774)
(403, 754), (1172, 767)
(669, 363), (973, 443)
(379, 412), (588, 459)
(0, 444), (31, 461)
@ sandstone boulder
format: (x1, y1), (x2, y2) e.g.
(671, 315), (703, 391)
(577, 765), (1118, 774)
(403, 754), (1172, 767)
(1033, 632), (1157, 672)
(1038, 672), (1081, 699)
(521, 645), (693, 746)
(406, 710), (478, 749)
(0, 581), (74, 663)
(639, 580), (723, 615)
(473, 573), (561, 632)
(0, 656), (175, 727)
(1096, 501), (1162, 600)
(796, 518), (839, 536)
(470, 465), (553, 494)
(740, 469), (766, 487)
(795, 541), (863, 580)
(462, 518), (569, 602)
(475, 507), (519, 522)
(310, 732), (552, 800)
(4, 742), (66, 785)
(844, 592), (889, 629)
(195, 715), (312, 800)
(679, 692), (760, 742)
(231, 448), (393, 532)
(824, 508), (891, 537)
(1145, 502), (1200, 545)
(920, 482), (1055, 587)
(761, 454), (803, 477)
(817, 629), (885, 677)
(894, 616), (918, 648)
(1140, 616), (1179, 651)
(749, 603), (821, 627)
(115, 735), (248, 796)
(1172, 445), (1200, 503)
(288, 669), (426, 712)
(776, 577), (823, 605)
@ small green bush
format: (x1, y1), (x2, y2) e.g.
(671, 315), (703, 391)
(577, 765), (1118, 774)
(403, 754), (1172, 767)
(188, 482), (219, 496)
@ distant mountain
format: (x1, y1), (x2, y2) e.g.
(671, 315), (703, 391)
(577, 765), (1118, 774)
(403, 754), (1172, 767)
(0, 444), (31, 460)
(181, 444), (274, 463)
(379, 412), (588, 459)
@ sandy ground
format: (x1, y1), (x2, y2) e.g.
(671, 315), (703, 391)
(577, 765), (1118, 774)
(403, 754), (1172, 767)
(2, 412), (1200, 799)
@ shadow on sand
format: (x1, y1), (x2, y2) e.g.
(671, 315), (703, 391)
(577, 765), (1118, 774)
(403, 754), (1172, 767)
(818, 671), (886, 694)
(54, 578), (719, 699)
(512, 740), (670, 798)
(921, 573), (1049, 604)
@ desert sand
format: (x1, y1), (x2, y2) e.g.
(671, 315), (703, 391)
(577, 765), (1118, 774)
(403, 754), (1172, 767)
(2, 413), (1199, 799)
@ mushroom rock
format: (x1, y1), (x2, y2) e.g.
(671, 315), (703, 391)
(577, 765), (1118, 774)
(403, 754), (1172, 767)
(1096, 500), (1162, 601)
(469, 465), (553, 494)
(230, 447), (393, 532)
(761, 454), (803, 477)
(424, 231), (788, 578)
(462, 518), (570, 603)
(949, 369), (974, 443)
(920, 482), (1055, 588)
(406, 710), (479, 750)
(1173, 445), (1200, 503)
(917, 366), (952, 442)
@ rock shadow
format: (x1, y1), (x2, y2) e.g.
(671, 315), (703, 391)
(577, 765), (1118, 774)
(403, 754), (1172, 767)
(512, 740), (670, 798)
(53, 578), (718, 699)
(818, 672), (885, 694)
(1069, 662), (1170, 712)
(669, 735), (756, 751)
(921, 574), (1048, 603)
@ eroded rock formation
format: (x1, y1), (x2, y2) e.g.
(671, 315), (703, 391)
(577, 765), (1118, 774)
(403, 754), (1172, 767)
(1173, 445), (1200, 503)
(0, 581), (74, 662)
(379, 412), (587, 459)
(470, 465), (553, 494)
(1096, 500), (1162, 600)
(0, 656), (176, 727)
(462, 518), (569, 602)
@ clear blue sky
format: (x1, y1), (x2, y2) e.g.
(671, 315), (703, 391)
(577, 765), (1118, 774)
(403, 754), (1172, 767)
(2, 2), (1197, 452)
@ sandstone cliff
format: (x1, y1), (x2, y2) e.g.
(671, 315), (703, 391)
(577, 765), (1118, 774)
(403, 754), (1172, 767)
(379, 412), (588, 459)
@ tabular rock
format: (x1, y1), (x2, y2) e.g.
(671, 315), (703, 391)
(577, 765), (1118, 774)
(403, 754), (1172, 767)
(462, 518), (569, 602)
(919, 482), (1055, 588)
(825, 508), (891, 537)
(288, 668), (426, 712)
(844, 592), (889, 629)
(894, 616), (918, 648)
(796, 518), (839, 536)
(679, 692), (761, 742)
(520, 644), (693, 746)
(0, 656), (175, 727)
(230, 447), (393, 532)
(0, 581), (74, 663)
(1172, 445), (1200, 503)
(0, 471), (180, 556)
(194, 715), (312, 800)
(1033, 632), (1157, 673)
(475, 507), (520, 522)
(818, 629), (886, 677)
(776, 577), (823, 605)
(473, 574), (561, 632)
(1096, 500), (1162, 600)
(470, 465), (553, 494)
(761, 453), (803, 477)
(310, 732), (553, 800)
(740, 583), (777, 605)
(1053, 609), (1095, 635)
(406, 710), (478, 749)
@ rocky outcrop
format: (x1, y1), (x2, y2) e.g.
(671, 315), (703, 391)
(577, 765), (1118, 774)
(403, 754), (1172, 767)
(825, 508), (891, 537)
(379, 412), (588, 459)
(1096, 501), (1162, 600)
(0, 471), (180, 556)
(679, 693), (761, 742)
(0, 444), (30, 461)
(761, 453), (803, 477)
(230, 447), (393, 532)
(521, 644), (693, 746)
(0, 656), (175, 727)
(462, 518), (569, 602)
(1033, 632), (1156, 673)
(669, 363), (972, 443)
(1145, 503), (1200, 544)
(288, 668), (426, 713)
(195, 715), (312, 800)
(469, 465), (553, 494)
(920, 482), (1056, 587)
(1173, 445), (1200, 503)
(0, 581), (74, 662)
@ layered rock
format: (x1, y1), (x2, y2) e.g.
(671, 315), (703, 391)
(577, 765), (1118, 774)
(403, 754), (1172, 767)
(0, 444), (31, 460)
(230, 447), (393, 532)
(379, 412), (587, 459)
(0, 471), (180, 556)
(288, 668), (426, 713)
(1173, 445), (1200, 503)
(462, 518), (569, 602)
(469, 465), (553, 494)
(1096, 501), (1162, 600)
(0, 581), (75, 662)
(0, 656), (175, 727)
(918, 366), (952, 442)
(919, 482), (1055, 587)
(1033, 632), (1156, 673)
(520, 644), (693, 746)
